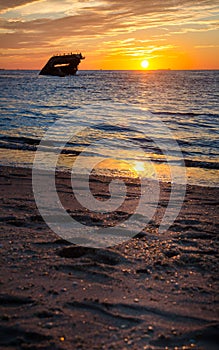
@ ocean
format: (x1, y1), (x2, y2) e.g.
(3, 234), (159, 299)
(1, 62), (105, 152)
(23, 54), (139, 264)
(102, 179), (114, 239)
(0, 69), (218, 187)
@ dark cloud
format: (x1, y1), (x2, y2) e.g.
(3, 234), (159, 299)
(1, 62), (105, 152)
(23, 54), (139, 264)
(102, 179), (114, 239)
(92, 0), (219, 15)
(0, 0), (41, 12)
(0, 0), (218, 51)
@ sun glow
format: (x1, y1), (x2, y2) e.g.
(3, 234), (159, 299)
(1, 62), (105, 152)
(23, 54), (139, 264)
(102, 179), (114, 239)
(134, 161), (145, 173)
(141, 60), (149, 69)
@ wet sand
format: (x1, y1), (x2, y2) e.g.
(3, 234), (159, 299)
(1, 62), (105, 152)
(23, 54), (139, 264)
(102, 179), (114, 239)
(0, 165), (218, 350)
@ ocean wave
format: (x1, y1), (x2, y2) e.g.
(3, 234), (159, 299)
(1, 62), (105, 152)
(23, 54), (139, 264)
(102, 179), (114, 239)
(0, 135), (40, 146)
(92, 123), (135, 133)
(0, 135), (218, 170)
(152, 111), (218, 118)
(0, 70), (218, 187)
(134, 157), (219, 170)
(184, 159), (219, 170)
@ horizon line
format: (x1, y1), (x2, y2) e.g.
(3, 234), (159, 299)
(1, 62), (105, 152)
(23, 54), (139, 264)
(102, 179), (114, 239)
(1, 68), (219, 71)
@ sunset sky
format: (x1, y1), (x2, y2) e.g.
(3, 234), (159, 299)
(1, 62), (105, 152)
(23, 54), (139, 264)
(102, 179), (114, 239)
(0, 0), (218, 70)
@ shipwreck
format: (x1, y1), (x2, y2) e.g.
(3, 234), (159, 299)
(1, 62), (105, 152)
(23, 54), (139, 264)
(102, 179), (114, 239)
(39, 53), (85, 77)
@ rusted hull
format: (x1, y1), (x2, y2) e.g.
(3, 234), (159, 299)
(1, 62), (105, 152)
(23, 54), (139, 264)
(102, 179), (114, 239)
(39, 53), (84, 77)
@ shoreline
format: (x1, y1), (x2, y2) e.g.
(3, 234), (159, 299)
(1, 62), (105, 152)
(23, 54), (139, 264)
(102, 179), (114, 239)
(0, 159), (218, 188)
(0, 165), (218, 349)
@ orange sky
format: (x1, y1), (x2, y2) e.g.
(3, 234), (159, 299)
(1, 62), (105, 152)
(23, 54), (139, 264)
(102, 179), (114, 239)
(0, 0), (218, 70)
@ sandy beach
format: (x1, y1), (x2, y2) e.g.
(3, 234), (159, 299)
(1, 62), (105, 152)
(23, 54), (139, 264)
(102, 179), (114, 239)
(0, 165), (218, 350)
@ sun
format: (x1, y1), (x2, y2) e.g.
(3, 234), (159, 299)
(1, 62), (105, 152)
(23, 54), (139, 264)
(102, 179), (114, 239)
(141, 59), (149, 69)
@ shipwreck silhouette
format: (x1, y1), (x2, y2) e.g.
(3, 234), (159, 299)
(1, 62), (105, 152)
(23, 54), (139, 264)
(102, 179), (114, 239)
(39, 53), (85, 77)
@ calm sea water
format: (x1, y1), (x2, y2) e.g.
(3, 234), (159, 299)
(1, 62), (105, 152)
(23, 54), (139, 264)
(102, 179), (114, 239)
(0, 70), (218, 187)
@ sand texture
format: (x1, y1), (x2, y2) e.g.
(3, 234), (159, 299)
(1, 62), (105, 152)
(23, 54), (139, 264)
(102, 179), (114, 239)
(0, 166), (218, 350)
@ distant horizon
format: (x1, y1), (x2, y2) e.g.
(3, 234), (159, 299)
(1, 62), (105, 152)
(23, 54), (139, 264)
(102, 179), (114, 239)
(1, 68), (219, 72)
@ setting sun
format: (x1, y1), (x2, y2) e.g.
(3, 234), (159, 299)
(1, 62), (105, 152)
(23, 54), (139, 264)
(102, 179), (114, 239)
(0, 1), (218, 70)
(141, 60), (149, 69)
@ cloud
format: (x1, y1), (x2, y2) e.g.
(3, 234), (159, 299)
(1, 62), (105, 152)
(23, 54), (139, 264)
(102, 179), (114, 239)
(0, 0), (42, 13)
(195, 44), (219, 48)
(97, 38), (176, 58)
(0, 0), (218, 66)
